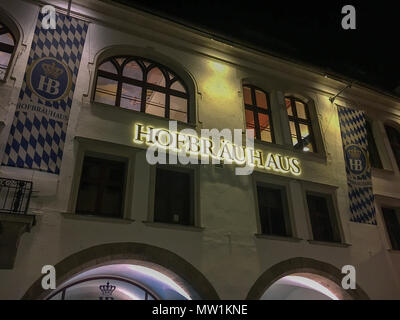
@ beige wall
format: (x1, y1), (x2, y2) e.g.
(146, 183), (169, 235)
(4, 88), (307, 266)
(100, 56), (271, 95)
(0, 0), (400, 299)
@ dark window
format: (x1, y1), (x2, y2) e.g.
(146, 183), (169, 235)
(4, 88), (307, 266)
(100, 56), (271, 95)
(154, 168), (194, 226)
(382, 207), (400, 251)
(306, 193), (341, 243)
(384, 124), (400, 170)
(94, 56), (189, 123)
(76, 156), (126, 218)
(243, 85), (274, 143)
(366, 120), (383, 169)
(285, 97), (316, 153)
(256, 185), (291, 237)
(0, 22), (16, 80)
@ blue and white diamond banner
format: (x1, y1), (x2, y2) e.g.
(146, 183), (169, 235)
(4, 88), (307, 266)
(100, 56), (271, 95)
(337, 105), (376, 225)
(2, 12), (88, 174)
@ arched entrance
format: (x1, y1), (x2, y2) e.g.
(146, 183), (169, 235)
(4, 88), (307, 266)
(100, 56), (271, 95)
(23, 243), (219, 300)
(247, 257), (369, 300)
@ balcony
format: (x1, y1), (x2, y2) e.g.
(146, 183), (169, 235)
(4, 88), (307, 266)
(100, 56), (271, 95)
(0, 177), (35, 269)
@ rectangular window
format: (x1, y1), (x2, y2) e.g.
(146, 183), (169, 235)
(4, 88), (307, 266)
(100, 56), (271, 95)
(76, 156), (126, 218)
(366, 120), (383, 169)
(306, 192), (341, 243)
(154, 167), (194, 226)
(381, 207), (400, 250)
(256, 184), (291, 237)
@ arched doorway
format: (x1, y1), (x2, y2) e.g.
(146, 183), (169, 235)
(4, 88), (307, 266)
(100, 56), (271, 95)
(247, 257), (369, 300)
(46, 263), (192, 300)
(23, 243), (219, 300)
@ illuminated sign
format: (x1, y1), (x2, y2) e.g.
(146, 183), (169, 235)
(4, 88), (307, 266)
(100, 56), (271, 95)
(133, 123), (301, 176)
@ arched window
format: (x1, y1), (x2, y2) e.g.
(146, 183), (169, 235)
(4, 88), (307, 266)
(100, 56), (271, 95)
(285, 97), (316, 152)
(94, 56), (189, 123)
(384, 123), (400, 170)
(0, 22), (16, 80)
(243, 85), (274, 143)
(365, 120), (382, 169)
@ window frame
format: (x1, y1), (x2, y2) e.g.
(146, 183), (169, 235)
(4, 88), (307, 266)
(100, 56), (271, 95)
(148, 164), (199, 228)
(93, 56), (190, 123)
(304, 190), (342, 244)
(384, 122), (400, 171)
(365, 119), (383, 169)
(255, 182), (292, 237)
(0, 21), (17, 81)
(243, 84), (275, 143)
(75, 155), (128, 219)
(285, 96), (317, 152)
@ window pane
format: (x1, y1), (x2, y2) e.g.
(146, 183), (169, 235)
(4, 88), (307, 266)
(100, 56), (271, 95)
(307, 194), (340, 243)
(299, 123), (314, 152)
(98, 61), (117, 74)
(382, 207), (400, 251)
(285, 98), (293, 116)
(116, 57), (126, 66)
(243, 86), (252, 105)
(255, 90), (268, 109)
(76, 157), (125, 218)
(385, 125), (400, 169)
(366, 121), (382, 168)
(0, 51), (11, 80)
(289, 121), (298, 146)
(95, 76), (117, 106)
(147, 67), (166, 87)
(170, 96), (187, 113)
(145, 90), (165, 117)
(258, 113), (273, 143)
(170, 80), (186, 93)
(170, 96), (188, 122)
(257, 185), (290, 237)
(245, 109), (256, 138)
(295, 100), (307, 119)
(123, 60), (142, 80)
(120, 83), (142, 111)
(0, 32), (14, 46)
(154, 168), (193, 226)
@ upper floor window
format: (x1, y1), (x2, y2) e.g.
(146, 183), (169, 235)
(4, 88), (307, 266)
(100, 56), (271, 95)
(256, 184), (291, 237)
(154, 167), (194, 226)
(243, 85), (274, 143)
(384, 124), (400, 170)
(94, 56), (189, 122)
(0, 22), (16, 80)
(76, 155), (126, 218)
(365, 120), (383, 169)
(285, 97), (316, 152)
(381, 207), (400, 251)
(306, 192), (341, 243)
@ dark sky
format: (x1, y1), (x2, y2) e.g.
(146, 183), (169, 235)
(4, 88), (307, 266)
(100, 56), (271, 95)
(113, 0), (399, 97)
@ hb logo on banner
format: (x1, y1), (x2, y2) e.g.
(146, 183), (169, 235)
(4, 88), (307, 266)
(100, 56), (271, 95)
(27, 57), (72, 101)
(2, 11), (88, 174)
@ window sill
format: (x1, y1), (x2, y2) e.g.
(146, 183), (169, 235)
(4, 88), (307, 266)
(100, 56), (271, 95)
(89, 100), (197, 128)
(371, 167), (395, 177)
(307, 240), (351, 248)
(62, 212), (134, 224)
(142, 221), (203, 232)
(388, 249), (400, 254)
(255, 234), (303, 243)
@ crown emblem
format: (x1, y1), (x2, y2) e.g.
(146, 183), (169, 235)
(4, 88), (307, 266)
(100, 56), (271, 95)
(99, 281), (116, 300)
(348, 148), (362, 159)
(41, 62), (64, 79)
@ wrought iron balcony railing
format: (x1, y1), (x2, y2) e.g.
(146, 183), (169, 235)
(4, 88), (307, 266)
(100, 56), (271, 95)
(0, 177), (33, 215)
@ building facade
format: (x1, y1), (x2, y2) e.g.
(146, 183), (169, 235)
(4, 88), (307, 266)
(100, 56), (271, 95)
(0, 0), (400, 300)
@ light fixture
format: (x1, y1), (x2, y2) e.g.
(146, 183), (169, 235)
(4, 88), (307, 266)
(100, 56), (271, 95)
(329, 82), (353, 104)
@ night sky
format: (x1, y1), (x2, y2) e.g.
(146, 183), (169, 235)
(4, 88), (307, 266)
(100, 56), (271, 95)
(113, 0), (399, 97)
